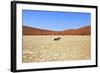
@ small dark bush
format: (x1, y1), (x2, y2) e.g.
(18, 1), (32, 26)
(54, 37), (61, 41)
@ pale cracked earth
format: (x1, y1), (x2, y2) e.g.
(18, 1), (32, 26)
(22, 35), (91, 63)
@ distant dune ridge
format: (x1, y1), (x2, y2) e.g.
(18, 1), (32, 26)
(23, 25), (91, 35)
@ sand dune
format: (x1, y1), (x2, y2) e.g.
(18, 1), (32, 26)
(23, 25), (91, 35)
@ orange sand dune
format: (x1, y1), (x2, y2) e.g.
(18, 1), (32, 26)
(23, 25), (91, 35)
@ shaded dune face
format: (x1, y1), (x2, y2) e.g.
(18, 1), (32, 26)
(23, 25), (91, 35)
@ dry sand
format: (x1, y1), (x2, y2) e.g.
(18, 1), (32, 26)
(22, 35), (91, 63)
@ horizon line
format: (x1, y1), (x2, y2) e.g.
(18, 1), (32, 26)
(23, 25), (91, 31)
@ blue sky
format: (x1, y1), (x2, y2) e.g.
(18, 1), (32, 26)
(23, 10), (91, 31)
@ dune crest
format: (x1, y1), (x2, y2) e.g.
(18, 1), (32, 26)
(23, 25), (91, 35)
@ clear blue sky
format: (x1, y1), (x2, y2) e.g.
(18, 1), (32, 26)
(23, 10), (91, 31)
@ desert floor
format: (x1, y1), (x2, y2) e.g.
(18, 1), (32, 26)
(22, 35), (91, 63)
